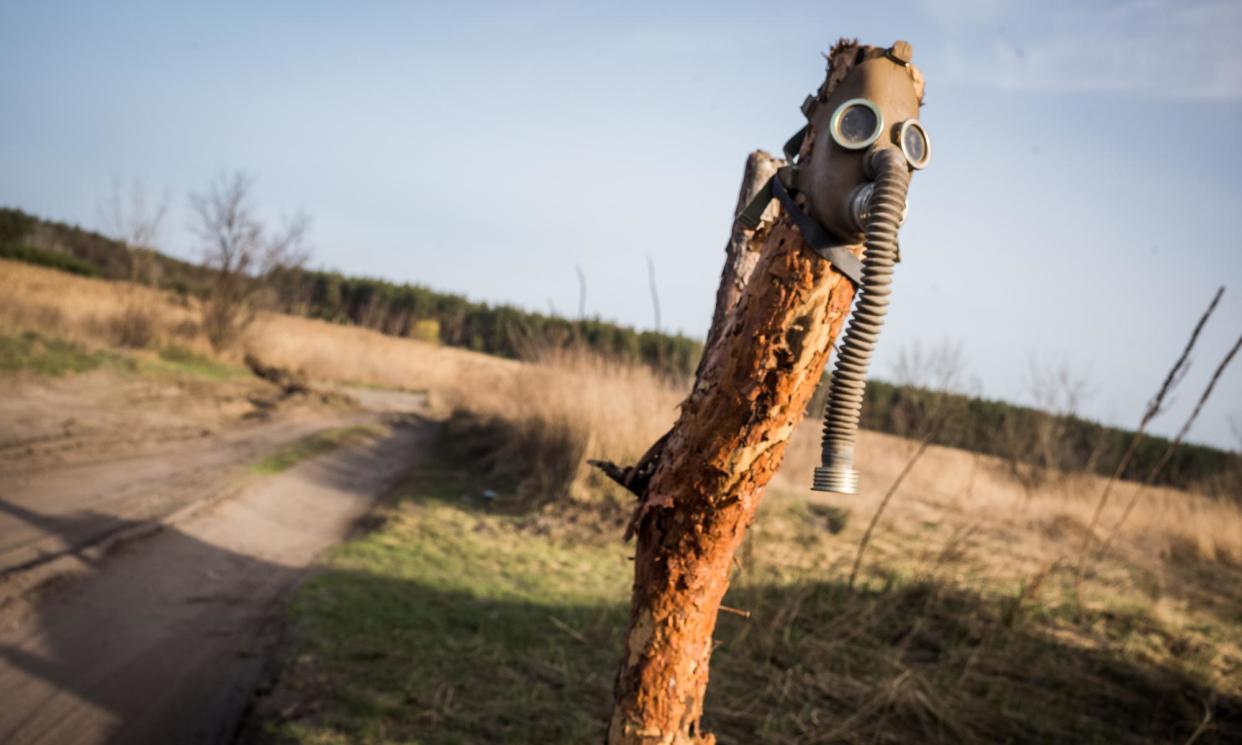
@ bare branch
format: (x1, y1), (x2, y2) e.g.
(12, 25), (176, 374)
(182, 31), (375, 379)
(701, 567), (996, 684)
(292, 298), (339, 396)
(263, 211), (313, 275)
(100, 177), (170, 250)
(187, 170), (313, 350)
(1074, 286), (1224, 588)
(646, 255), (661, 333)
(189, 170), (263, 276)
(1102, 327), (1242, 554)
(575, 265), (587, 319)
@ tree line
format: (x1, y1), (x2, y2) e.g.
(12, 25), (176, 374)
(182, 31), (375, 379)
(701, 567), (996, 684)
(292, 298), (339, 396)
(1, 205), (1236, 496)
(858, 380), (1236, 496)
(0, 206), (701, 375)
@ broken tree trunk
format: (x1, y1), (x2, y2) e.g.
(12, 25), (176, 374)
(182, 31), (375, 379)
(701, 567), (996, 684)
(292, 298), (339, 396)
(590, 150), (783, 503)
(697, 149), (785, 378)
(607, 218), (857, 745)
(605, 43), (868, 745)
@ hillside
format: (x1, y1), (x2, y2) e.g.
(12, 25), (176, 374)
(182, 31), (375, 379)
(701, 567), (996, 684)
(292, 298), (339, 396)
(3, 253), (1241, 744)
(1, 207), (1238, 496)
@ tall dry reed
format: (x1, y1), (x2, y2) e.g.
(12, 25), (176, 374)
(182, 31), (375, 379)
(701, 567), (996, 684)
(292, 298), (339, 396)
(5, 258), (1239, 568)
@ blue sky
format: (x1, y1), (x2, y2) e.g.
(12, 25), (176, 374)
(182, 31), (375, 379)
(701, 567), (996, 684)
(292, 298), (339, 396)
(2, 0), (1241, 449)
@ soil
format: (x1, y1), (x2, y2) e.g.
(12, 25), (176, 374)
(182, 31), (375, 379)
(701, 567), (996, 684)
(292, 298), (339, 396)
(0, 369), (430, 744)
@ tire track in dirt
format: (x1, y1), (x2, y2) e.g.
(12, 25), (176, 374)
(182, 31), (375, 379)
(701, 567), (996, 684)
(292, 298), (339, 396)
(0, 416), (431, 745)
(0, 413), (374, 580)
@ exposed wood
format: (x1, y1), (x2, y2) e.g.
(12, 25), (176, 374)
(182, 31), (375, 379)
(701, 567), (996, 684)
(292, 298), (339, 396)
(606, 41), (873, 745)
(591, 152), (781, 504)
(607, 215), (858, 745)
(698, 149), (785, 376)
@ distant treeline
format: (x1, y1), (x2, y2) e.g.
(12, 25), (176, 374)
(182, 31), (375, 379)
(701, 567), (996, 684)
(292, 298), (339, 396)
(0, 207), (702, 375)
(2, 206), (1237, 495)
(860, 381), (1236, 496)
(268, 267), (702, 375)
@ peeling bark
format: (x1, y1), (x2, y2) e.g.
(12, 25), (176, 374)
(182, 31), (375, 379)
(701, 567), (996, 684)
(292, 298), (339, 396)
(592, 151), (782, 505)
(698, 149), (785, 378)
(607, 217), (857, 745)
(606, 41), (870, 745)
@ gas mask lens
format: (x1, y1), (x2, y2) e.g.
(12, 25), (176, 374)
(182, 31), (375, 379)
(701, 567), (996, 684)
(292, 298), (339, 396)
(898, 120), (930, 169)
(830, 98), (883, 150)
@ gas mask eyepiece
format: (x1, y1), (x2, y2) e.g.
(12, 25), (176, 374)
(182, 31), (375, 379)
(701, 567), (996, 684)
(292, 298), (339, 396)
(897, 119), (931, 169)
(829, 98), (884, 150)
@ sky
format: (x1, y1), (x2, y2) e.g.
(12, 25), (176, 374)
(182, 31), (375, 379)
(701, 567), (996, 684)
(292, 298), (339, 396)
(2, 0), (1241, 449)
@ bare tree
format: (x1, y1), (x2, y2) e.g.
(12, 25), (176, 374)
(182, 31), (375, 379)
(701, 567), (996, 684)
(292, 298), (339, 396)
(1028, 358), (1091, 474)
(100, 178), (170, 286)
(1000, 357), (1094, 495)
(887, 339), (971, 444)
(575, 264), (587, 319)
(189, 170), (311, 350)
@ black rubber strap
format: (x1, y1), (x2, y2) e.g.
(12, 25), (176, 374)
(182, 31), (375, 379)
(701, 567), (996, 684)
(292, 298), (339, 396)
(735, 177), (774, 231)
(783, 125), (809, 162)
(771, 177), (864, 285)
(734, 175), (863, 287)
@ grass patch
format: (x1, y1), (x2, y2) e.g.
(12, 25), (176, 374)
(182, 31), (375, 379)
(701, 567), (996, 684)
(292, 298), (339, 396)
(0, 332), (244, 382)
(0, 329), (125, 375)
(250, 426), (383, 476)
(257, 460), (1242, 745)
(149, 344), (245, 380)
(261, 460), (630, 744)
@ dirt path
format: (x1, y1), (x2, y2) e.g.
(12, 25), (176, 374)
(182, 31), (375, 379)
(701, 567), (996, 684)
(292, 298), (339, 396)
(0, 418), (430, 744)
(0, 369), (424, 585)
(0, 413), (371, 579)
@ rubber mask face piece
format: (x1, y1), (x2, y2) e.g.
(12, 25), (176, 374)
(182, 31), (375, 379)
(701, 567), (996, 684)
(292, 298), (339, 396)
(799, 51), (924, 243)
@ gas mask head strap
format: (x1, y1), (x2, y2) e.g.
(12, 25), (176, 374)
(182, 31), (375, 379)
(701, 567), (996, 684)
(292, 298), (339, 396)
(734, 169), (863, 287)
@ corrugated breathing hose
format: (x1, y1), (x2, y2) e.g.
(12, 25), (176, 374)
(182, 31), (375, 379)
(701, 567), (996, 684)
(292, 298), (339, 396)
(813, 146), (910, 494)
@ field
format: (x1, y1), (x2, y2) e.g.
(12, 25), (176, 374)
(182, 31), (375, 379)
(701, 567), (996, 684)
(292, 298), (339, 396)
(3, 259), (1241, 743)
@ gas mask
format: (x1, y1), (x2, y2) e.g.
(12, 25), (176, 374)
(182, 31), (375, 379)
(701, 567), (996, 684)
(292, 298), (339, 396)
(800, 41), (929, 243)
(805, 41), (929, 495)
(736, 41), (929, 494)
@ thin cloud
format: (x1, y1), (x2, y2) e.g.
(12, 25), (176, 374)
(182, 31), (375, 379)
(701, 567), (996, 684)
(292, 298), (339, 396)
(926, 0), (1242, 100)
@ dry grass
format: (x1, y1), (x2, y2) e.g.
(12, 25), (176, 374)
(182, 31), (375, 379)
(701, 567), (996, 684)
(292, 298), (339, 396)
(1, 259), (203, 350)
(5, 257), (1238, 567)
(776, 424), (1242, 573)
(245, 312), (519, 404)
(267, 442), (1242, 744)
(0, 258), (516, 401)
(445, 347), (684, 505)
(8, 258), (1242, 741)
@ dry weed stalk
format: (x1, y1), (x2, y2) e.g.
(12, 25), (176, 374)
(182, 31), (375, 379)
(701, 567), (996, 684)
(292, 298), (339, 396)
(848, 433), (933, 590)
(1074, 286), (1224, 588)
(1100, 329), (1242, 559)
(848, 341), (969, 589)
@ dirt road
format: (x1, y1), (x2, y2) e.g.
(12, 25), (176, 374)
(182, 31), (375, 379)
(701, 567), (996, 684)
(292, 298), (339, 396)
(0, 371), (430, 744)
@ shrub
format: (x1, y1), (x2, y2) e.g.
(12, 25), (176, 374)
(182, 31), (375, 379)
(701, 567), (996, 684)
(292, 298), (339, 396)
(410, 318), (440, 344)
(109, 304), (157, 348)
(0, 242), (100, 277)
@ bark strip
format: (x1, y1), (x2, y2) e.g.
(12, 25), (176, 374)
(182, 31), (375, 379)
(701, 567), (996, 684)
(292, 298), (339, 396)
(592, 151), (783, 503)
(607, 216), (857, 744)
(698, 149), (785, 376)
(606, 41), (871, 744)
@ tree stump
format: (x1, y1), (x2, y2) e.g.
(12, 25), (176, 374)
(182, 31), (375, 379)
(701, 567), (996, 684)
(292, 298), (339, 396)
(605, 41), (878, 745)
(698, 149), (785, 377)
